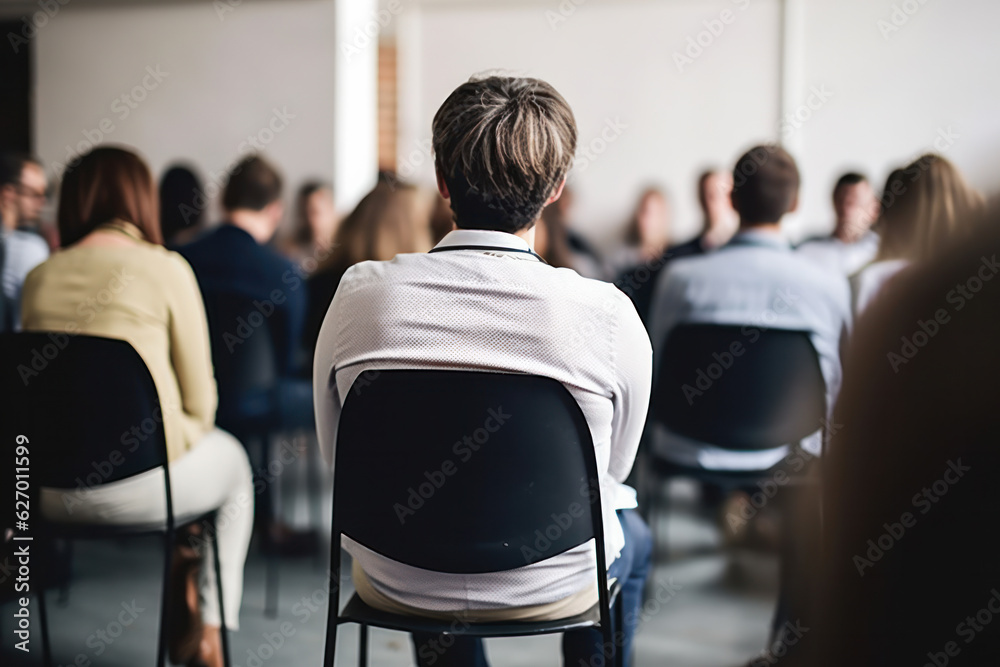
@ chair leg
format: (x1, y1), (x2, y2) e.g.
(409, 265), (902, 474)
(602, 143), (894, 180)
(614, 593), (625, 667)
(212, 522), (231, 667)
(357, 623), (368, 667)
(157, 531), (173, 667)
(265, 551), (279, 618)
(37, 586), (52, 667)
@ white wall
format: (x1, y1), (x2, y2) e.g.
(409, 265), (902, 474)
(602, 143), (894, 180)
(32, 0), (342, 220)
(796, 0), (1000, 238)
(397, 0), (783, 247)
(397, 0), (1000, 247)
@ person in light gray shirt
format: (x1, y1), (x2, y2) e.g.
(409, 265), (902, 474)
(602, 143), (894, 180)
(649, 145), (851, 471)
(797, 172), (880, 277)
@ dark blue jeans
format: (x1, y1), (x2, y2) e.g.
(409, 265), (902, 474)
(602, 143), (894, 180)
(411, 509), (653, 666)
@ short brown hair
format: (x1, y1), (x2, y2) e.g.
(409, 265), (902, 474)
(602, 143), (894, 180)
(731, 145), (800, 224)
(223, 155), (283, 212)
(58, 146), (162, 248)
(432, 75), (577, 233)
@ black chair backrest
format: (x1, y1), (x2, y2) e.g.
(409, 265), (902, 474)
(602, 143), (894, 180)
(333, 370), (604, 574)
(200, 291), (280, 427)
(652, 324), (826, 450)
(0, 333), (167, 490)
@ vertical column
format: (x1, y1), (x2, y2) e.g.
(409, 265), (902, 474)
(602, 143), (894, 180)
(333, 0), (379, 213)
(778, 0), (806, 154)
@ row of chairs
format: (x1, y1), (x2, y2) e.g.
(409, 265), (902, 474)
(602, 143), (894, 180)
(1, 322), (827, 666)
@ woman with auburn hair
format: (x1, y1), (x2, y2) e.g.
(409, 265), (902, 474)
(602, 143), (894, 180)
(852, 155), (984, 313)
(303, 175), (431, 364)
(21, 146), (252, 667)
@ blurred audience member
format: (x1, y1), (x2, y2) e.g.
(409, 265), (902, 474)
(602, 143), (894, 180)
(853, 156), (983, 314)
(22, 146), (252, 667)
(276, 181), (338, 272)
(535, 196), (575, 269)
(0, 153), (50, 330)
(304, 178), (430, 367)
(617, 170), (736, 323)
(428, 192), (454, 245)
(691, 168), (739, 251)
(159, 163), (206, 247)
(178, 155), (315, 412)
(649, 146), (851, 470)
(612, 186), (671, 273)
(797, 172), (880, 275)
(541, 186), (610, 279)
(804, 204), (1000, 667)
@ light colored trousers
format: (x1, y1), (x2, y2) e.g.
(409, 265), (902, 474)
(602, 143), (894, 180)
(40, 428), (254, 629)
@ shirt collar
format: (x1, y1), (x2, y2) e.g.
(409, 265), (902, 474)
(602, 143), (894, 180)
(729, 229), (791, 250)
(434, 229), (533, 254)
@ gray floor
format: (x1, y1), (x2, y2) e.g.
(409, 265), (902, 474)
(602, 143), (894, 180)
(1, 477), (778, 666)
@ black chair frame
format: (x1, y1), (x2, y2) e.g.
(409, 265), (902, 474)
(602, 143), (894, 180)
(1, 333), (231, 667)
(322, 370), (624, 667)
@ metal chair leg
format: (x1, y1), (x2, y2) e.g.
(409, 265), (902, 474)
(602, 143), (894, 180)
(212, 519), (231, 667)
(357, 623), (368, 667)
(157, 531), (173, 667)
(614, 593), (626, 667)
(265, 551), (279, 618)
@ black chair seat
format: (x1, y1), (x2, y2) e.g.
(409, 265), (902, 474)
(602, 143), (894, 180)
(337, 580), (620, 638)
(650, 456), (818, 489)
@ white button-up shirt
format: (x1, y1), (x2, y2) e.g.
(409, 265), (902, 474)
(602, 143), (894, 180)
(648, 230), (851, 470)
(313, 229), (652, 612)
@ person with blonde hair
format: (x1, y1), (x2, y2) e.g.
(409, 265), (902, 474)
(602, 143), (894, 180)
(853, 155), (984, 314)
(303, 175), (430, 362)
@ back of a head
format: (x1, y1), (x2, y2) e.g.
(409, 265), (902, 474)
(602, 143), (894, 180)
(159, 164), (204, 242)
(432, 75), (577, 233)
(877, 154), (983, 262)
(222, 155), (283, 213)
(731, 145), (800, 225)
(323, 179), (427, 272)
(58, 145), (161, 248)
(813, 204), (1000, 666)
(0, 152), (26, 188)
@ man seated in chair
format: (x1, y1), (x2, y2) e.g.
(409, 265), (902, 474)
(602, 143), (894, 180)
(313, 75), (653, 666)
(648, 145), (851, 472)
